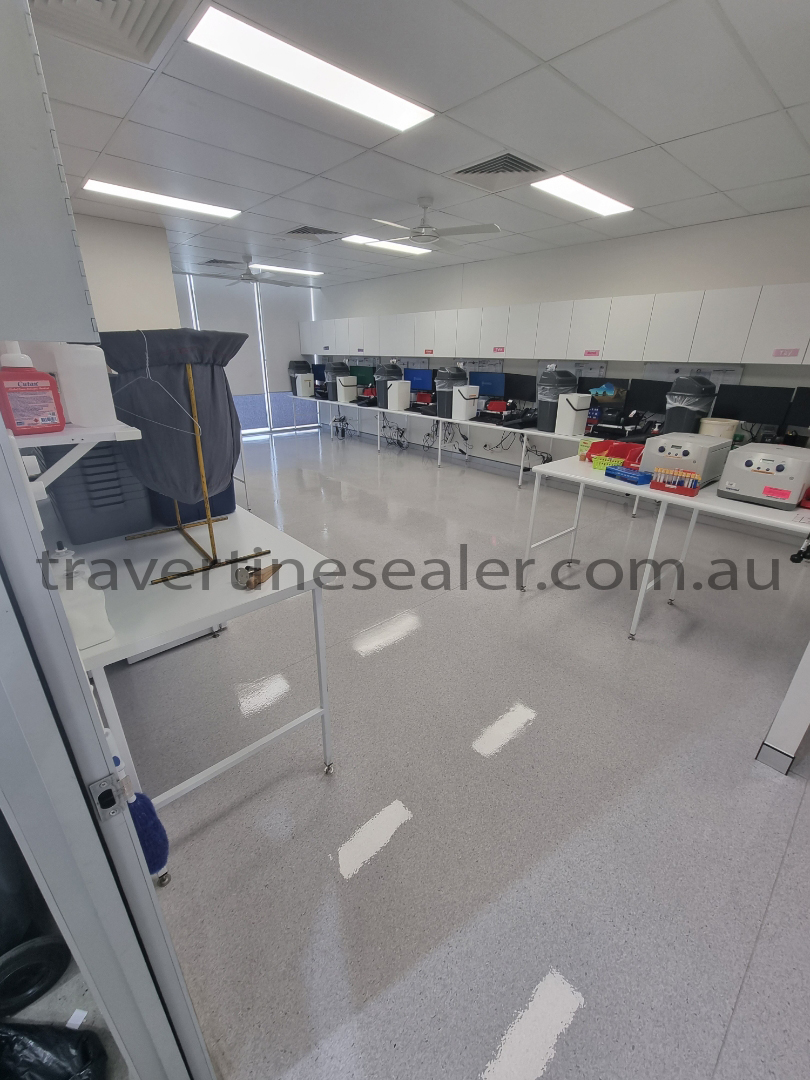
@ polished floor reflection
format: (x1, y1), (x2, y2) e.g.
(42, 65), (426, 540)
(107, 430), (810, 1080)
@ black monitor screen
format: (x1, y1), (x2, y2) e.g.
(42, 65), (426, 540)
(714, 384), (793, 426)
(312, 364), (326, 382)
(785, 386), (810, 428)
(504, 373), (536, 401)
(624, 378), (671, 416)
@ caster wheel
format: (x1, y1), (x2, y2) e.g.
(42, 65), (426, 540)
(628, 633), (636, 641)
(790, 553), (804, 564)
(0, 936), (71, 1015)
(324, 763), (334, 775)
(667, 598), (675, 606)
(156, 872), (171, 888)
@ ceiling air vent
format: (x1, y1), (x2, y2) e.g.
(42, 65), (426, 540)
(287, 226), (342, 236)
(30, 0), (193, 63)
(450, 154), (547, 193)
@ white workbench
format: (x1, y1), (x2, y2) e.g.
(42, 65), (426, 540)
(523, 456), (810, 772)
(318, 398), (583, 484)
(77, 507), (334, 809)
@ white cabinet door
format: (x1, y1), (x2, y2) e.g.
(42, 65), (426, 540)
(299, 321), (315, 355)
(690, 286), (761, 365)
(434, 309), (457, 357)
(643, 291), (704, 365)
(742, 284), (810, 366)
(479, 305), (509, 356)
(414, 311), (435, 357)
(535, 300), (573, 359)
(394, 312), (415, 357)
(318, 319), (336, 354)
(379, 314), (398, 356)
(566, 297), (611, 360)
(603, 294), (654, 362)
(334, 317), (350, 354)
(362, 315), (380, 355)
(506, 304), (539, 358)
(455, 307), (483, 357)
(348, 317), (364, 355)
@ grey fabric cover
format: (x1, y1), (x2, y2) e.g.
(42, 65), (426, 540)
(99, 329), (244, 503)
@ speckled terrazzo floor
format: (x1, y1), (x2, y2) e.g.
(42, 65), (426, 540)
(107, 429), (810, 1080)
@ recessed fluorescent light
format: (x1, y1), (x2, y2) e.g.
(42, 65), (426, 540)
(531, 175), (633, 216)
(83, 179), (240, 218)
(188, 8), (433, 132)
(250, 263), (323, 276)
(342, 235), (430, 255)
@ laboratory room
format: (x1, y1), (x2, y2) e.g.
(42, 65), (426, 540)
(4, 1), (810, 1078)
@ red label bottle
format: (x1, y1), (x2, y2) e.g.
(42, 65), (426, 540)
(0, 346), (66, 435)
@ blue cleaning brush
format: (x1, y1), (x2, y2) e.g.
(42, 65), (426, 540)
(104, 729), (170, 884)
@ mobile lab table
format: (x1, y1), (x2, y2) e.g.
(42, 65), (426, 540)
(78, 508), (333, 809)
(523, 456), (810, 773)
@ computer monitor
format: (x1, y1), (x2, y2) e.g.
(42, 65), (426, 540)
(312, 363), (326, 382)
(503, 373), (536, 402)
(404, 368), (433, 392)
(351, 365), (375, 387)
(624, 378), (670, 417)
(785, 386), (810, 429)
(714, 384), (793, 426)
(470, 371), (506, 397)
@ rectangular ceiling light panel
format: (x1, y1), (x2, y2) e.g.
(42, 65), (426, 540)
(531, 176), (633, 216)
(83, 179), (240, 218)
(250, 263), (323, 276)
(342, 235), (430, 255)
(189, 8), (433, 131)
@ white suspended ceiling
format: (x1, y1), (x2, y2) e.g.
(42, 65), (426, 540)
(33, 0), (810, 289)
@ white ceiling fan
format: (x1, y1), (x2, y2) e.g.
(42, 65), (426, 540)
(373, 197), (500, 253)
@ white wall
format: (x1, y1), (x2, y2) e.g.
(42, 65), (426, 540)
(258, 283), (314, 393)
(191, 275), (263, 397)
(318, 207), (810, 318)
(74, 215), (180, 332)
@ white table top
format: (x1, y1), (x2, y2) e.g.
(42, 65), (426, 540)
(76, 508), (327, 667)
(14, 421), (141, 448)
(533, 455), (810, 536)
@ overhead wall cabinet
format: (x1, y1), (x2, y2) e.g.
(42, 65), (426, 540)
(414, 310), (436, 356)
(643, 291), (704, 365)
(334, 318), (350, 355)
(566, 297), (611, 361)
(506, 304), (539, 358)
(603, 294), (654, 362)
(348, 317), (365, 355)
(742, 284), (810, 366)
(535, 301), (573, 360)
(378, 314), (398, 356)
(690, 287), (761, 365)
(395, 312), (415, 357)
(434, 308), (457, 358)
(456, 307), (483, 357)
(318, 319), (336, 354)
(362, 315), (380, 355)
(479, 305), (509, 356)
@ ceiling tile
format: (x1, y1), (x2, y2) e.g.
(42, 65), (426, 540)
(448, 66), (651, 172)
(569, 146), (715, 208)
(376, 116), (503, 175)
(442, 193), (564, 233)
(581, 209), (670, 237)
(127, 76), (363, 174)
(500, 184), (596, 222)
(528, 222), (604, 246)
(65, 174), (86, 196)
(37, 29), (152, 117)
(226, 0), (537, 111)
(88, 156), (276, 211)
(165, 43), (396, 150)
(59, 144), (99, 179)
(250, 196), (373, 234)
(322, 151), (485, 209)
(472, 233), (555, 254)
(552, 0), (777, 143)
(104, 122), (310, 197)
(71, 198), (214, 235)
(718, 0), (810, 109)
(51, 101), (121, 152)
(789, 103), (810, 142)
(276, 177), (418, 225)
(461, 0), (671, 61)
(645, 191), (748, 226)
(724, 175), (810, 215)
(200, 214), (310, 242)
(664, 111), (810, 190)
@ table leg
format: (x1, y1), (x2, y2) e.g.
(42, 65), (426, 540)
(438, 419), (443, 468)
(668, 506), (699, 605)
(518, 433), (527, 488)
(312, 587), (334, 772)
(377, 410), (381, 453)
(567, 482), (585, 565)
(632, 494), (640, 518)
(522, 472), (542, 574)
(629, 500), (668, 640)
(90, 666), (143, 793)
(330, 402), (334, 439)
(758, 636), (810, 774)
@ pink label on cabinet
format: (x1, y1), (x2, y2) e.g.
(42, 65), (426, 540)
(773, 348), (799, 357)
(584, 350), (600, 356)
(425, 349), (434, 354)
(493, 346), (505, 353)
(763, 486), (791, 500)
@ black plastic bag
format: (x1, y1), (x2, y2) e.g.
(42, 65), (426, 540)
(0, 1023), (107, 1079)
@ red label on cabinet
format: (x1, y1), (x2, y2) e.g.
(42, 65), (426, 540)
(773, 349), (799, 357)
(493, 346), (505, 353)
(763, 486), (791, 500)
(425, 349), (434, 354)
(584, 350), (600, 356)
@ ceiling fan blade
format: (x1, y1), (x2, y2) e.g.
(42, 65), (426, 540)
(436, 223), (501, 237)
(226, 279), (245, 286)
(372, 218), (408, 230)
(381, 235), (412, 242)
(434, 238), (463, 254)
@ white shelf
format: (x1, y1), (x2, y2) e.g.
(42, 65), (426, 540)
(13, 422), (141, 449)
